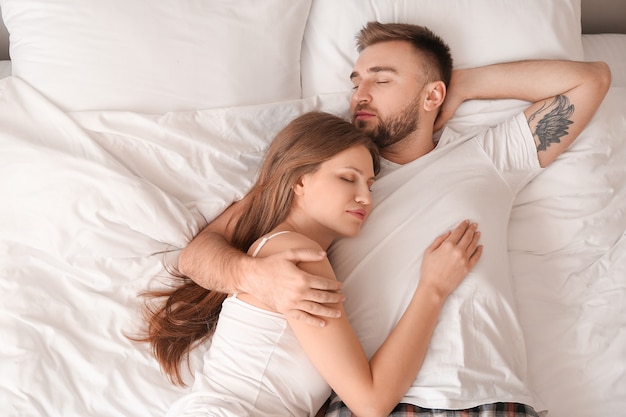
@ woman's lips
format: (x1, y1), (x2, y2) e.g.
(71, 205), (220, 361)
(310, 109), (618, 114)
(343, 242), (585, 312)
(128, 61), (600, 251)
(347, 209), (367, 221)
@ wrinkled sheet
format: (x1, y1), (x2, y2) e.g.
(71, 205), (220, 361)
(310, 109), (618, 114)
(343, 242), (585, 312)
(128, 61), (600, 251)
(510, 86), (626, 416)
(0, 77), (346, 416)
(0, 73), (625, 417)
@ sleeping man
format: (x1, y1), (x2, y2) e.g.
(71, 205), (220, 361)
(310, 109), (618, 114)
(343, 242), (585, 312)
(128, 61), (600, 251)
(177, 22), (610, 416)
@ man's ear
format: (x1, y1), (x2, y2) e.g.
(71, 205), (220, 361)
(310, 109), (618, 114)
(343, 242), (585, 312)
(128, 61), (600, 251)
(423, 81), (446, 111)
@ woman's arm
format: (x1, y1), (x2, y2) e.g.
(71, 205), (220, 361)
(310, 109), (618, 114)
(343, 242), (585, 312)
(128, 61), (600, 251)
(178, 198), (345, 326)
(286, 220), (482, 417)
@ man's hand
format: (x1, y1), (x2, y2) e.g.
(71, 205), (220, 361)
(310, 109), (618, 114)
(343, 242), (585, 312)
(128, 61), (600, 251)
(179, 198), (345, 327)
(240, 248), (345, 327)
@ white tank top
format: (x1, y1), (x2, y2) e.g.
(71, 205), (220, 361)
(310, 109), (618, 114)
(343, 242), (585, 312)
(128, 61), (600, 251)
(166, 231), (330, 417)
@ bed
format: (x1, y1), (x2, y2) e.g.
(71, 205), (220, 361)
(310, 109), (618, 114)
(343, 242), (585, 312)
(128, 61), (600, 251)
(0, 1), (624, 416)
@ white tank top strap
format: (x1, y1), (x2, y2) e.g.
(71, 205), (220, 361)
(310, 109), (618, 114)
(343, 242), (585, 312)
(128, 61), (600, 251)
(250, 230), (291, 258)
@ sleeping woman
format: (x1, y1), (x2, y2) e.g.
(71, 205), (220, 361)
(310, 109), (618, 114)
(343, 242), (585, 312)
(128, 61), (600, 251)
(135, 111), (482, 417)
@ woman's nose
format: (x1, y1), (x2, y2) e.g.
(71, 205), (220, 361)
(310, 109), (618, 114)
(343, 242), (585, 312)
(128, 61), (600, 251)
(355, 187), (372, 205)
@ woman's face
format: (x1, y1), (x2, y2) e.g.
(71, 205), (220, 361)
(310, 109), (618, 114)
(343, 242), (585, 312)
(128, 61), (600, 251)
(294, 144), (376, 241)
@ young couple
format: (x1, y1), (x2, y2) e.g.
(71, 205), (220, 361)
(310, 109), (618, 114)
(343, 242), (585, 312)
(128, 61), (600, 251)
(137, 22), (610, 417)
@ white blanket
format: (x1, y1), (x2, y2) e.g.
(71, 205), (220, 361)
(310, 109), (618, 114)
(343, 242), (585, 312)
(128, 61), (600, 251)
(0, 76), (346, 416)
(1, 74), (625, 417)
(510, 86), (626, 415)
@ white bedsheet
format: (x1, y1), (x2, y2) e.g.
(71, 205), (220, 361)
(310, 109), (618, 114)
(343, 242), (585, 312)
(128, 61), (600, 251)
(510, 87), (626, 416)
(1, 72), (625, 417)
(0, 76), (348, 416)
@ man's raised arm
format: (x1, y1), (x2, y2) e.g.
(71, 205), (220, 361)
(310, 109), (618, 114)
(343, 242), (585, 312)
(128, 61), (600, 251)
(178, 198), (345, 327)
(436, 60), (611, 167)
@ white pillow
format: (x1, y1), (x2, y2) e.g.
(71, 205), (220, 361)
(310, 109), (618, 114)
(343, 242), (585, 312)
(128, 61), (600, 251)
(0, 60), (10, 79)
(301, 0), (584, 98)
(0, 0), (312, 113)
(583, 34), (626, 87)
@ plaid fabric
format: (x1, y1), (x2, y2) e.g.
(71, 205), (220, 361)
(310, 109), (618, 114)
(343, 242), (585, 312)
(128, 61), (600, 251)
(325, 400), (540, 417)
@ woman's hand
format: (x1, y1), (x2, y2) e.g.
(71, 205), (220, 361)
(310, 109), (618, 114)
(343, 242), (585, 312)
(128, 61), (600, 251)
(419, 220), (482, 301)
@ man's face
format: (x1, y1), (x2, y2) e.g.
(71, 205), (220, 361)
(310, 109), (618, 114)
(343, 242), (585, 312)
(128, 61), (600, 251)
(349, 40), (427, 149)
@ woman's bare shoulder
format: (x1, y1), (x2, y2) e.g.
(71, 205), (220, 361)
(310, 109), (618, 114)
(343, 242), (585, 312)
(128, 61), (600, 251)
(249, 230), (323, 259)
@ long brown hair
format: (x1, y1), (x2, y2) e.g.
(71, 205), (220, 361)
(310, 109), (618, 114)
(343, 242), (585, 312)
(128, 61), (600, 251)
(136, 112), (379, 386)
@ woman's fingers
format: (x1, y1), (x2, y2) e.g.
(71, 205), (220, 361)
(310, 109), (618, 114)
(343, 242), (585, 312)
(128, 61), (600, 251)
(447, 220), (479, 251)
(464, 227), (481, 255)
(447, 220), (471, 244)
(426, 230), (452, 253)
(469, 244), (483, 265)
(457, 223), (477, 250)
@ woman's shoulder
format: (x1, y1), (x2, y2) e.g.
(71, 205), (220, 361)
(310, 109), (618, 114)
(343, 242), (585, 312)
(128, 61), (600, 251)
(248, 229), (323, 258)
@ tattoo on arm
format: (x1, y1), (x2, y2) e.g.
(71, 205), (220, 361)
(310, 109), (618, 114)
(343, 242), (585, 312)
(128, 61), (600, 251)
(528, 95), (575, 152)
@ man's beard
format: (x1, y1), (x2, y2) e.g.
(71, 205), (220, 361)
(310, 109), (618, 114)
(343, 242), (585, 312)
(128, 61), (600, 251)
(355, 97), (421, 149)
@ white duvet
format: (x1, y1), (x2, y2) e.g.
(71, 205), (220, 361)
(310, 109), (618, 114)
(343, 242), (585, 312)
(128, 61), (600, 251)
(1, 72), (625, 417)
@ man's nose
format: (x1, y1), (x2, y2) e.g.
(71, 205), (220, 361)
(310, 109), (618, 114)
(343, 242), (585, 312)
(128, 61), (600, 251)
(352, 83), (371, 105)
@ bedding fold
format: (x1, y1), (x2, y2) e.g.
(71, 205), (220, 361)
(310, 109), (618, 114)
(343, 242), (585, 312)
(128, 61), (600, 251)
(1, 77), (625, 417)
